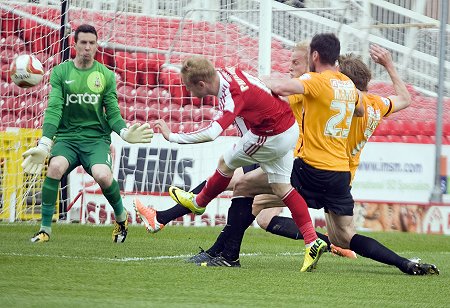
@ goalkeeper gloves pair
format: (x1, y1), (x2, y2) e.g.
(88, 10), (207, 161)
(22, 123), (154, 174)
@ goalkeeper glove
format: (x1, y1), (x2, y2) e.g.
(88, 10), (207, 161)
(120, 123), (154, 143)
(21, 136), (53, 174)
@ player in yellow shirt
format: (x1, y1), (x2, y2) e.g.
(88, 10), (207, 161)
(265, 34), (438, 275)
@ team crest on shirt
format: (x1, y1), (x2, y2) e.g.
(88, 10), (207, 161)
(87, 71), (105, 93)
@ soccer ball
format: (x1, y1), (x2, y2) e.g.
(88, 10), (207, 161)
(10, 54), (45, 88)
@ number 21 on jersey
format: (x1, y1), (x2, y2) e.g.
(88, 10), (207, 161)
(324, 100), (356, 138)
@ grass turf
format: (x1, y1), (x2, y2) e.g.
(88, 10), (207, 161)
(0, 224), (448, 307)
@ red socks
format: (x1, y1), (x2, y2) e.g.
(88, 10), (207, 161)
(196, 169), (232, 207)
(282, 188), (317, 244)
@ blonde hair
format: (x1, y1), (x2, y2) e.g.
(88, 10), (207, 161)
(181, 56), (216, 85)
(293, 41), (310, 54)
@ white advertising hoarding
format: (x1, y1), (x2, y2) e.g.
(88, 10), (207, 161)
(352, 142), (435, 203)
(67, 135), (449, 234)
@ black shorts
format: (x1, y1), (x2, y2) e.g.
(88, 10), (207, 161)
(242, 163), (260, 174)
(290, 158), (354, 216)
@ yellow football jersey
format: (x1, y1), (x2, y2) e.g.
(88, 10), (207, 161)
(288, 94), (304, 156)
(298, 70), (358, 171)
(348, 93), (394, 181)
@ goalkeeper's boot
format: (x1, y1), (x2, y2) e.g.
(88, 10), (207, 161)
(300, 238), (327, 272)
(134, 198), (164, 233)
(330, 244), (357, 259)
(404, 261), (439, 275)
(187, 247), (214, 264)
(169, 186), (206, 215)
(31, 230), (50, 243)
(200, 254), (241, 268)
(112, 212), (128, 243)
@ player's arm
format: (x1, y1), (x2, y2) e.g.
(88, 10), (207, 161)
(370, 44), (411, 113)
(103, 71), (153, 143)
(354, 90), (365, 117)
(156, 108), (238, 144)
(21, 67), (64, 174)
(261, 76), (305, 96)
(155, 119), (224, 144)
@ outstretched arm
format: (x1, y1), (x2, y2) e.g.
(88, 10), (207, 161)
(261, 76), (305, 96)
(155, 119), (223, 144)
(370, 44), (411, 112)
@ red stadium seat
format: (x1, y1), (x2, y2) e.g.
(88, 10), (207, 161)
(416, 121), (435, 136)
(402, 135), (418, 143)
(0, 12), (20, 38)
(135, 86), (152, 104)
(373, 121), (389, 136)
(148, 87), (171, 104)
(125, 103), (148, 122)
(416, 135), (434, 144)
(178, 122), (194, 133)
(443, 135), (450, 145)
(181, 108), (194, 122)
(160, 105), (181, 122)
(405, 120), (421, 136)
(369, 135), (388, 142)
(386, 135), (402, 142)
(443, 123), (450, 136)
(396, 120), (417, 136)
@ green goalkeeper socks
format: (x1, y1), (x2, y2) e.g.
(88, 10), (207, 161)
(41, 177), (60, 229)
(102, 180), (126, 222)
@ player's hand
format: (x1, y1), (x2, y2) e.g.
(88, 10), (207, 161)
(369, 44), (393, 68)
(21, 136), (53, 174)
(154, 119), (171, 141)
(120, 123), (154, 143)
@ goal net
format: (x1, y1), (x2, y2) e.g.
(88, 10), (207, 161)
(0, 0), (292, 226)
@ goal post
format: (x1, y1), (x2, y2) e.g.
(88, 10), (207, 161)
(0, 128), (59, 222)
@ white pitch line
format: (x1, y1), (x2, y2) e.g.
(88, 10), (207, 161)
(0, 251), (285, 262)
(0, 252), (192, 262)
(1, 251), (448, 262)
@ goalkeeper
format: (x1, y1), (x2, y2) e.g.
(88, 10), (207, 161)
(23, 24), (153, 243)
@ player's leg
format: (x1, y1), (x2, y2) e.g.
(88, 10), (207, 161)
(269, 181), (327, 272)
(136, 167), (247, 234)
(254, 198), (283, 228)
(254, 198), (356, 258)
(169, 128), (277, 214)
(169, 155), (235, 214)
(204, 167), (271, 265)
(249, 125), (326, 271)
(84, 141), (127, 243)
(157, 167), (246, 227)
(190, 166), (264, 265)
(327, 210), (439, 275)
(31, 141), (77, 242)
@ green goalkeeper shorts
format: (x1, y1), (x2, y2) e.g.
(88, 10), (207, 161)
(51, 139), (112, 176)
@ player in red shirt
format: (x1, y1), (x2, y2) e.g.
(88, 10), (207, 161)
(154, 56), (327, 272)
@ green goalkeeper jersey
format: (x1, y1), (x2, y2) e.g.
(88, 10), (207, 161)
(43, 60), (126, 142)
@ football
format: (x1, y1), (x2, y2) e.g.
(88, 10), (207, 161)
(10, 54), (45, 88)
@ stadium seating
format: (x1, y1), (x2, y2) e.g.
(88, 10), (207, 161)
(0, 4), (447, 142)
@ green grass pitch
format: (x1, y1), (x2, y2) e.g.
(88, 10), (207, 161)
(0, 224), (448, 307)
